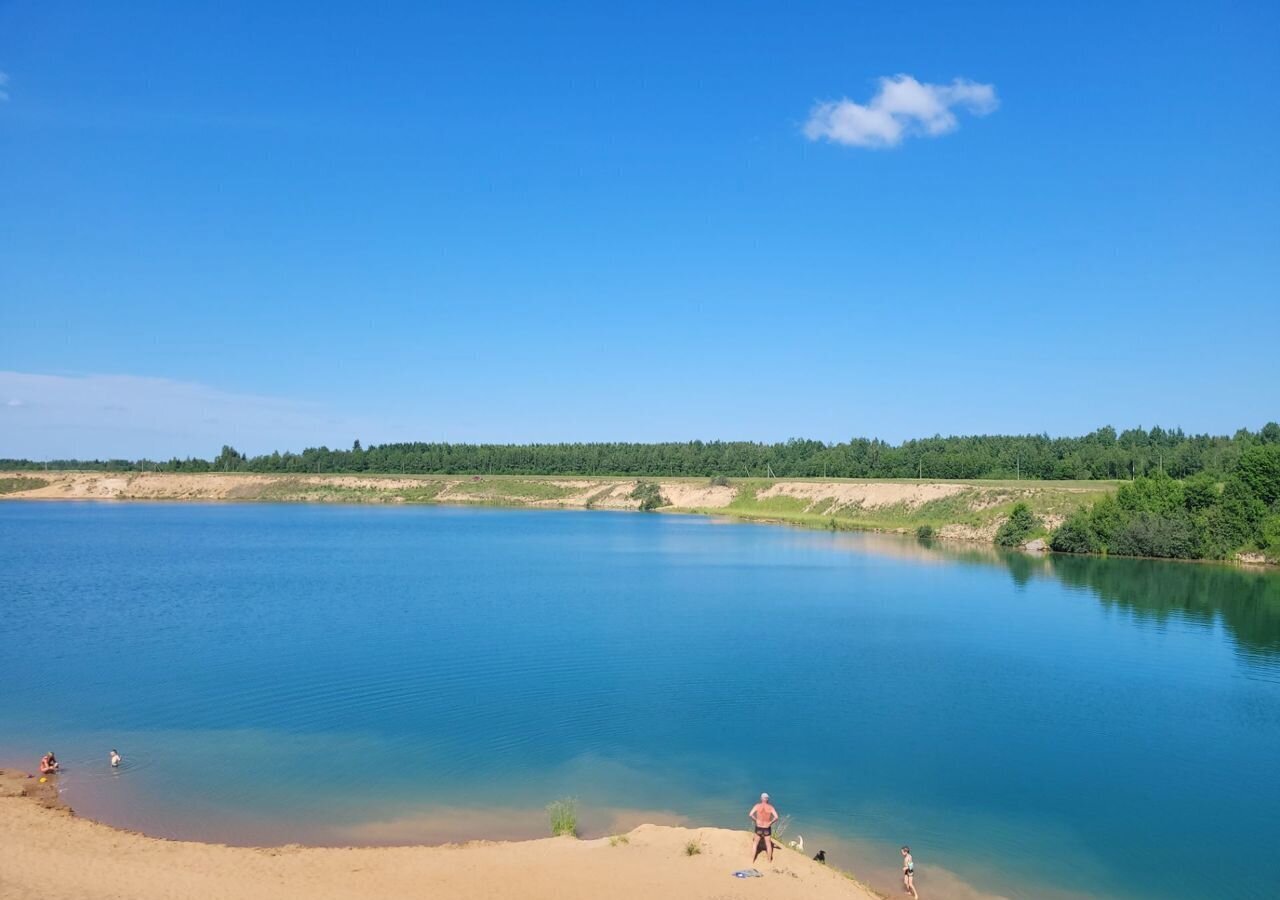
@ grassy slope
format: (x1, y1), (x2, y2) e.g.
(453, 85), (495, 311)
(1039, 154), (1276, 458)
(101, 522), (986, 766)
(686, 477), (1116, 537)
(0, 476), (48, 495)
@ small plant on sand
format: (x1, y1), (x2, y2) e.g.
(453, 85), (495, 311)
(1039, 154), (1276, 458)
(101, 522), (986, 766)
(630, 481), (668, 511)
(709, 474), (731, 487)
(609, 834), (629, 847)
(684, 839), (702, 856)
(547, 797), (579, 837)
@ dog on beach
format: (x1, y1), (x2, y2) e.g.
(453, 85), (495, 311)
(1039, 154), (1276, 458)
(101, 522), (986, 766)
(813, 850), (826, 864)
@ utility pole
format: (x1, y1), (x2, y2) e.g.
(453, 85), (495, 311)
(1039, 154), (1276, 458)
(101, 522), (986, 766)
(1017, 451), (1021, 481)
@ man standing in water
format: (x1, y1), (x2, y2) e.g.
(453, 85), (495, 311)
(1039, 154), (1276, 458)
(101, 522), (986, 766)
(748, 792), (779, 863)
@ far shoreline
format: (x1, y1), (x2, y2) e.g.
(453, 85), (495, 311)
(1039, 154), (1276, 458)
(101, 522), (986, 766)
(2, 470), (1274, 568)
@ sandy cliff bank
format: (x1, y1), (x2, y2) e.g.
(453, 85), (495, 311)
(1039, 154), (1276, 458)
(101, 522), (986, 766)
(0, 470), (1109, 542)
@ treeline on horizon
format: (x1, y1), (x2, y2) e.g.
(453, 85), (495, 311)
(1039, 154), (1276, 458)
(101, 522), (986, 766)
(5, 423), (1279, 481)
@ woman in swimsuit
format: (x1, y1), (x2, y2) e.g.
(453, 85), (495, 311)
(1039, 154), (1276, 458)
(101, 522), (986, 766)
(901, 846), (918, 898)
(39, 752), (59, 775)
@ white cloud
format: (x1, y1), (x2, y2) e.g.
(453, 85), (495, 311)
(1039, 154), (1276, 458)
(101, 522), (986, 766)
(0, 71), (9, 102)
(0, 371), (393, 460)
(804, 74), (998, 149)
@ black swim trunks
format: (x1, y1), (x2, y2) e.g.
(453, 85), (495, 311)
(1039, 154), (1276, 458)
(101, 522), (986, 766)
(755, 826), (772, 837)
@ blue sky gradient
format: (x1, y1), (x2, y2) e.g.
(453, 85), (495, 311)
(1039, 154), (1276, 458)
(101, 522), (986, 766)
(1, 1), (1277, 458)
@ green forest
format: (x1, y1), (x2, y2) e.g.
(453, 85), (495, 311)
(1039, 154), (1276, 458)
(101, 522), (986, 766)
(5, 423), (1278, 481)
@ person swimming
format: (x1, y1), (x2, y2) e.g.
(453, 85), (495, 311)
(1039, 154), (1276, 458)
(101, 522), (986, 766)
(39, 752), (59, 775)
(109, 749), (121, 768)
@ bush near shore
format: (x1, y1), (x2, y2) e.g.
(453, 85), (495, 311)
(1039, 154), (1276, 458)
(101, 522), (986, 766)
(1049, 445), (1280, 562)
(996, 503), (1041, 547)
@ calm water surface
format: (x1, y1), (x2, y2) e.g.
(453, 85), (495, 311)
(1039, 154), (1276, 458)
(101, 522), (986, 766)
(2, 503), (1277, 899)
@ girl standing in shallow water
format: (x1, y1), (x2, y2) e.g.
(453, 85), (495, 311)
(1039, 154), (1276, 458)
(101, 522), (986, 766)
(901, 846), (918, 898)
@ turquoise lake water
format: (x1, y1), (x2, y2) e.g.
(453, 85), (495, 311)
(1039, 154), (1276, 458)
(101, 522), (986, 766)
(2, 502), (1277, 899)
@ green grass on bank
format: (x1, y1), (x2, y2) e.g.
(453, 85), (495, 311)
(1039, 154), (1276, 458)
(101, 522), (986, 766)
(694, 479), (1117, 536)
(445, 478), (577, 501)
(0, 476), (48, 495)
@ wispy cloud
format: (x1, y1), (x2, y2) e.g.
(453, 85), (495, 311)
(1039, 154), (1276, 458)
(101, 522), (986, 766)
(803, 75), (997, 149)
(0, 71), (10, 102)
(0, 371), (392, 460)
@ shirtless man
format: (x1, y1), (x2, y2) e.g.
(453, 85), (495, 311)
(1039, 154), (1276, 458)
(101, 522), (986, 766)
(748, 792), (779, 862)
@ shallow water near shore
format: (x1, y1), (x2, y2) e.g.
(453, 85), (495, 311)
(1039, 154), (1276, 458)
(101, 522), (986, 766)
(2, 502), (1277, 899)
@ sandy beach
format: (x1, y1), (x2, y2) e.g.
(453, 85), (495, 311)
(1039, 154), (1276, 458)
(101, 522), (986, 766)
(0, 770), (880, 900)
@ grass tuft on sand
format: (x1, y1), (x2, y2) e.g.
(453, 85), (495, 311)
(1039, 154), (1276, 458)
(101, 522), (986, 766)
(547, 798), (579, 837)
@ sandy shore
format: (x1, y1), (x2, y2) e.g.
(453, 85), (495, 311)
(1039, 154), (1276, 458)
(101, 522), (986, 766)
(0, 770), (880, 900)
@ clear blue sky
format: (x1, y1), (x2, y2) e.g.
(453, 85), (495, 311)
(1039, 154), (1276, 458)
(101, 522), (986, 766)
(2, 1), (1277, 458)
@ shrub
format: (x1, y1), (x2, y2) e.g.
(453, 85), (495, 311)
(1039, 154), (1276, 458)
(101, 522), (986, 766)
(1259, 514), (1280, 551)
(547, 798), (579, 837)
(684, 839), (702, 856)
(1204, 479), (1268, 556)
(630, 481), (668, 511)
(1182, 473), (1219, 513)
(1235, 445), (1280, 507)
(1110, 512), (1200, 559)
(1116, 475), (1185, 516)
(709, 475), (731, 487)
(915, 524), (936, 540)
(995, 502), (1041, 547)
(1087, 495), (1125, 546)
(1050, 511), (1100, 554)
(609, 834), (629, 847)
